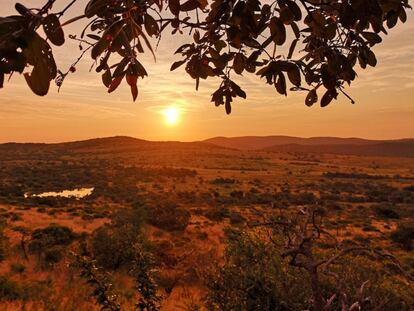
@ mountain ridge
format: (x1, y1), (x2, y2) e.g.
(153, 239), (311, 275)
(1, 135), (414, 158)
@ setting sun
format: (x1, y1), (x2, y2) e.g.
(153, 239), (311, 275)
(163, 107), (180, 125)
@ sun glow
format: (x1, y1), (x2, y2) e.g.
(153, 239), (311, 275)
(163, 107), (180, 125)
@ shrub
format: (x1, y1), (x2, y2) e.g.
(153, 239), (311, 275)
(0, 276), (21, 301)
(10, 263), (25, 274)
(92, 205), (147, 270)
(229, 212), (245, 225)
(373, 204), (400, 219)
(206, 230), (414, 310)
(0, 219), (8, 261)
(391, 223), (414, 251)
(147, 202), (190, 232)
(28, 224), (75, 266)
(204, 207), (229, 222)
(205, 231), (309, 310)
(44, 245), (65, 264)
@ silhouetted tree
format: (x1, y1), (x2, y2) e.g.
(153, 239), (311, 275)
(0, 0), (411, 112)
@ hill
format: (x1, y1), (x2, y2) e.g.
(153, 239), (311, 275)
(0, 136), (222, 160)
(203, 136), (381, 150)
(203, 136), (414, 157)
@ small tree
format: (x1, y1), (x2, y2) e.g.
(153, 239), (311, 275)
(131, 244), (162, 311)
(206, 207), (414, 310)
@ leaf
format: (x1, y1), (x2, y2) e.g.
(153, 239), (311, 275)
(130, 84), (138, 102)
(225, 95), (231, 114)
(287, 39), (298, 59)
(169, 0), (180, 16)
(108, 74), (124, 93)
(102, 69), (112, 87)
(85, 0), (109, 18)
(193, 29), (200, 43)
(22, 32), (57, 80)
(361, 32), (382, 46)
(21, 31), (57, 96)
(233, 53), (244, 74)
(367, 50), (377, 67)
(126, 74), (138, 87)
(287, 65), (301, 86)
(43, 14), (65, 46)
(275, 73), (287, 95)
(130, 21), (156, 62)
(170, 60), (186, 71)
(305, 89), (317, 107)
(15, 3), (30, 15)
(269, 17), (286, 45)
(286, 0), (302, 21)
(24, 65), (50, 96)
(87, 34), (101, 40)
(91, 20), (124, 59)
(180, 0), (199, 11)
(320, 90), (334, 107)
(229, 80), (246, 98)
(144, 14), (159, 37)
(280, 6), (294, 25)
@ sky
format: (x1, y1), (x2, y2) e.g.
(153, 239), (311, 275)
(1, 1), (414, 143)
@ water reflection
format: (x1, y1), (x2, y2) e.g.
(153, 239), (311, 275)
(24, 187), (94, 199)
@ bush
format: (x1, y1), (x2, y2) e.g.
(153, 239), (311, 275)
(10, 263), (25, 274)
(92, 205), (147, 270)
(0, 219), (8, 261)
(92, 225), (138, 270)
(29, 224), (75, 250)
(204, 207), (229, 222)
(205, 231), (309, 310)
(206, 230), (414, 311)
(373, 204), (400, 219)
(28, 224), (75, 266)
(147, 202), (190, 232)
(0, 276), (21, 301)
(44, 245), (65, 264)
(391, 223), (414, 251)
(229, 212), (245, 225)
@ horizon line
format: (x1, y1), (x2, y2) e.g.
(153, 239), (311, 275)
(1, 134), (413, 145)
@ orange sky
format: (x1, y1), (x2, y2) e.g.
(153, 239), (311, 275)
(1, 1), (414, 143)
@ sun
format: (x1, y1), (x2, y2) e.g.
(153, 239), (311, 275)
(163, 107), (180, 125)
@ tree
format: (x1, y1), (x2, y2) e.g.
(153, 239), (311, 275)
(0, 0), (411, 113)
(206, 207), (414, 310)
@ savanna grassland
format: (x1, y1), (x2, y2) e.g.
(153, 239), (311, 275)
(0, 136), (413, 310)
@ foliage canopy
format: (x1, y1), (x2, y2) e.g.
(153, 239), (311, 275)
(0, 0), (411, 113)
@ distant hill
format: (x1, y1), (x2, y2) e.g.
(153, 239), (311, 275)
(203, 136), (414, 157)
(0, 136), (222, 160)
(203, 136), (381, 150)
(1, 136), (413, 159)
